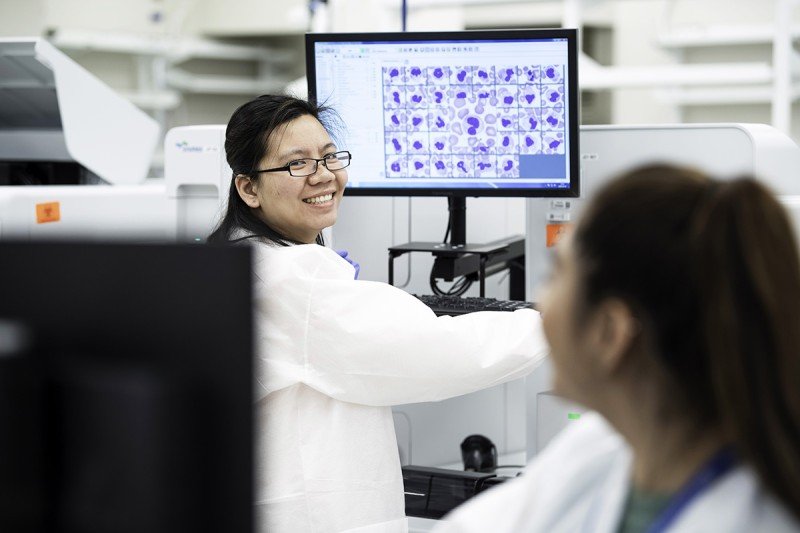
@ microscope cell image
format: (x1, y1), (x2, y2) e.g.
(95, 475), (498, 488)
(428, 107), (454, 132)
(541, 84), (564, 106)
(384, 109), (407, 131)
(452, 155), (474, 176)
(520, 132), (542, 155)
(407, 110), (427, 132)
(474, 155), (496, 177)
(406, 66), (427, 85)
(430, 133), (449, 152)
(382, 62), (566, 177)
(383, 66), (404, 85)
(496, 85), (519, 107)
(521, 65), (540, 84)
(386, 156), (408, 177)
(448, 127), (472, 154)
(472, 137), (496, 155)
(496, 108), (518, 131)
(450, 66), (472, 85)
(427, 86), (449, 106)
(472, 66), (495, 85)
(496, 66), (518, 84)
(408, 155), (429, 176)
(519, 86), (539, 107)
(542, 105), (565, 130)
(384, 85), (406, 108)
(430, 155), (452, 177)
(452, 86), (471, 108)
(542, 132), (566, 154)
(497, 155), (519, 177)
(496, 132), (519, 154)
(406, 85), (428, 108)
(518, 109), (541, 133)
(542, 64), (564, 83)
(428, 66), (450, 83)
(385, 134), (405, 154)
(407, 132), (428, 154)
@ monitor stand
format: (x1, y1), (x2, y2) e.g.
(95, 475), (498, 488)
(387, 196), (526, 299)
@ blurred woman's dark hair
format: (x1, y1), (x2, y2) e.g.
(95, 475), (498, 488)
(572, 164), (800, 521)
(207, 94), (339, 245)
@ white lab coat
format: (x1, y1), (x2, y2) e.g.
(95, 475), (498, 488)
(250, 241), (549, 533)
(434, 412), (800, 533)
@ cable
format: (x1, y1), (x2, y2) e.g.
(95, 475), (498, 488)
(430, 272), (473, 297)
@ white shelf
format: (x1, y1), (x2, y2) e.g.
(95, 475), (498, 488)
(168, 36), (293, 64)
(658, 85), (800, 106)
(120, 90), (182, 111)
(48, 28), (290, 63)
(659, 23), (800, 48)
(166, 69), (287, 95)
(580, 54), (773, 90)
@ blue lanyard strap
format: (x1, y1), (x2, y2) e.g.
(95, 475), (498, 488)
(645, 446), (737, 533)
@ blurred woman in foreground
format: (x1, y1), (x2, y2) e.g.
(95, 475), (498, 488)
(436, 164), (800, 532)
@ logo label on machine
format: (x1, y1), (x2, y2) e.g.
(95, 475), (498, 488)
(35, 202), (61, 224)
(174, 140), (218, 153)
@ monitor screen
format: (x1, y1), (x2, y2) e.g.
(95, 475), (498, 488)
(0, 242), (253, 533)
(306, 29), (579, 197)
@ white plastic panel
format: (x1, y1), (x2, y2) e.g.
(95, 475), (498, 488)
(527, 123), (800, 301)
(0, 38), (159, 184)
(0, 184), (174, 241)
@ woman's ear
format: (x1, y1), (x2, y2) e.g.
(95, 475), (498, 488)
(590, 298), (640, 375)
(235, 175), (260, 208)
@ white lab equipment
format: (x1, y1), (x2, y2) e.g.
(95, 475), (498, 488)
(525, 123), (800, 462)
(0, 38), (172, 241)
(528, 123), (800, 301)
(163, 125), (230, 241)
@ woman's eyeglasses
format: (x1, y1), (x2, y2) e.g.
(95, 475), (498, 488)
(250, 151), (352, 178)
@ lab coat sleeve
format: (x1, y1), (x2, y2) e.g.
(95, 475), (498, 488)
(256, 244), (549, 406)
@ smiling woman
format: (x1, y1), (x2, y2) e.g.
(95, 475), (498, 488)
(235, 114), (347, 244)
(206, 94), (551, 533)
(208, 96), (347, 246)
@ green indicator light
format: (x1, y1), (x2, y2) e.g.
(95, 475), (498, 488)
(567, 412), (581, 420)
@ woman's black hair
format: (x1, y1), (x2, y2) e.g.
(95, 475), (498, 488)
(574, 164), (800, 521)
(207, 94), (339, 245)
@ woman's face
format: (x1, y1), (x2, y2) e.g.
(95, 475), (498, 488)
(539, 233), (600, 404)
(252, 114), (348, 243)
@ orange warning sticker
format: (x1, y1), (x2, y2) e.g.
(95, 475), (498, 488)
(36, 202), (61, 224)
(546, 223), (570, 248)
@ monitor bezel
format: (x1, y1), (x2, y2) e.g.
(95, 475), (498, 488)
(305, 28), (580, 198)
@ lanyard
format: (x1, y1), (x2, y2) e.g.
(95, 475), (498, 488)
(645, 447), (737, 533)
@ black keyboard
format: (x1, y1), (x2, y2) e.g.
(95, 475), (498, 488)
(414, 294), (535, 316)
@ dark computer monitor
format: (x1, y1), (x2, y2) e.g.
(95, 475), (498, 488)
(306, 29), (579, 199)
(0, 242), (253, 533)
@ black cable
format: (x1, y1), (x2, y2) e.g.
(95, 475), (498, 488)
(430, 272), (473, 297)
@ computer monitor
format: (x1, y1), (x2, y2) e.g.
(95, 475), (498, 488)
(0, 242), (253, 533)
(306, 29), (579, 199)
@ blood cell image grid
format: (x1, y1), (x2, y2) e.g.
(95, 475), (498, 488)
(382, 64), (566, 178)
